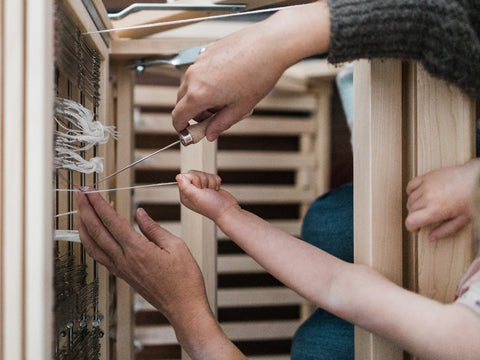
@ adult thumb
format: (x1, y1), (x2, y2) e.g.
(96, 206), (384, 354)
(136, 207), (177, 248)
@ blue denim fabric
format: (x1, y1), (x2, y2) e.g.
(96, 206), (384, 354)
(291, 182), (354, 360)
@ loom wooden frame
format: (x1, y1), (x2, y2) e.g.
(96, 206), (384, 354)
(353, 59), (476, 359)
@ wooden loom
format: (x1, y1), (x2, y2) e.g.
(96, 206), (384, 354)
(0, 1), (477, 360)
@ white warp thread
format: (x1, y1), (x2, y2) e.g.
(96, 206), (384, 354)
(55, 98), (117, 173)
(56, 181), (178, 193)
(55, 210), (78, 218)
(55, 149), (105, 174)
(55, 229), (81, 243)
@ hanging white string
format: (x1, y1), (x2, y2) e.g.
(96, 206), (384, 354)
(55, 98), (117, 173)
(55, 230), (81, 243)
(55, 149), (105, 174)
(55, 98), (117, 151)
(83, 4), (309, 35)
(56, 181), (178, 194)
(55, 210), (78, 218)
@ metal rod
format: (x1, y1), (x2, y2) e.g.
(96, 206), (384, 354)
(93, 140), (181, 187)
(108, 3), (246, 21)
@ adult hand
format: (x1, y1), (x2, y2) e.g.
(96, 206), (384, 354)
(172, 1), (331, 141)
(176, 170), (240, 223)
(405, 159), (480, 241)
(75, 189), (210, 324)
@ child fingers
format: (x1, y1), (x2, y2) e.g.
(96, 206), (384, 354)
(405, 208), (435, 232)
(428, 215), (471, 241)
(406, 191), (425, 211)
(406, 177), (423, 195)
(186, 170), (221, 189)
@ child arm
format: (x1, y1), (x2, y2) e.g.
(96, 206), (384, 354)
(178, 171), (480, 359)
(406, 159), (480, 241)
(216, 207), (480, 360)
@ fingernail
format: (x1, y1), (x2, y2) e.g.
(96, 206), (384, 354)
(137, 207), (147, 218)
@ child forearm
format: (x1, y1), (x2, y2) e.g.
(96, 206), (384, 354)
(216, 206), (346, 307)
(215, 206), (480, 360)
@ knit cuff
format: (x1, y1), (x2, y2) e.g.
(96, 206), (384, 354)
(326, 0), (480, 96)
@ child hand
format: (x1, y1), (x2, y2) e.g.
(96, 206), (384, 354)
(405, 159), (480, 241)
(176, 170), (240, 222)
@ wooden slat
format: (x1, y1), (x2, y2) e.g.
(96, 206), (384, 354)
(143, 219), (302, 239)
(217, 255), (265, 274)
(223, 320), (300, 341)
(0, 0), (4, 356)
(353, 60), (404, 360)
(134, 85), (317, 112)
(112, 64), (135, 360)
(218, 288), (304, 307)
(3, 1), (26, 358)
(135, 185), (314, 204)
(113, 0), (313, 39)
(135, 150), (314, 171)
(24, 0), (54, 359)
(414, 64), (475, 302)
(136, 320), (300, 345)
(136, 113), (316, 135)
(180, 138), (218, 319)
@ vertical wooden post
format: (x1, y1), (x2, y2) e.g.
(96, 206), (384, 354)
(112, 63), (135, 360)
(3, 1), (26, 358)
(2, 0), (53, 359)
(410, 64), (475, 302)
(353, 59), (404, 360)
(24, 0), (54, 359)
(0, 0), (4, 355)
(97, 58), (112, 360)
(180, 138), (217, 360)
(312, 80), (333, 198)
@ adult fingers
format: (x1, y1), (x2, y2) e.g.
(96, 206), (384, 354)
(172, 87), (211, 133)
(428, 215), (471, 241)
(193, 109), (215, 123)
(136, 207), (181, 250)
(76, 190), (124, 257)
(84, 190), (140, 249)
(204, 105), (252, 141)
(78, 217), (116, 273)
(406, 176), (423, 195)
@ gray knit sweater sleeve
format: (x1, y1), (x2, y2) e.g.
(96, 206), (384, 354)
(327, 0), (480, 96)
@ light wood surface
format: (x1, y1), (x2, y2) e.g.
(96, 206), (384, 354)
(112, 0), (313, 39)
(354, 59), (404, 360)
(353, 59), (476, 359)
(410, 64), (475, 302)
(112, 63), (135, 360)
(2, 0), (54, 359)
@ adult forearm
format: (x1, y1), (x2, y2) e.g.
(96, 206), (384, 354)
(261, 1), (331, 70)
(170, 305), (247, 360)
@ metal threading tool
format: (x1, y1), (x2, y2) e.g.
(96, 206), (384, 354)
(94, 117), (213, 187)
(131, 45), (206, 73)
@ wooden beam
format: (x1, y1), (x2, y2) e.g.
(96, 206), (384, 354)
(3, 1), (26, 358)
(218, 287), (304, 307)
(412, 64), (475, 302)
(112, 63), (135, 360)
(24, 0), (54, 359)
(353, 60), (404, 360)
(135, 185), (315, 204)
(112, 0), (314, 39)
